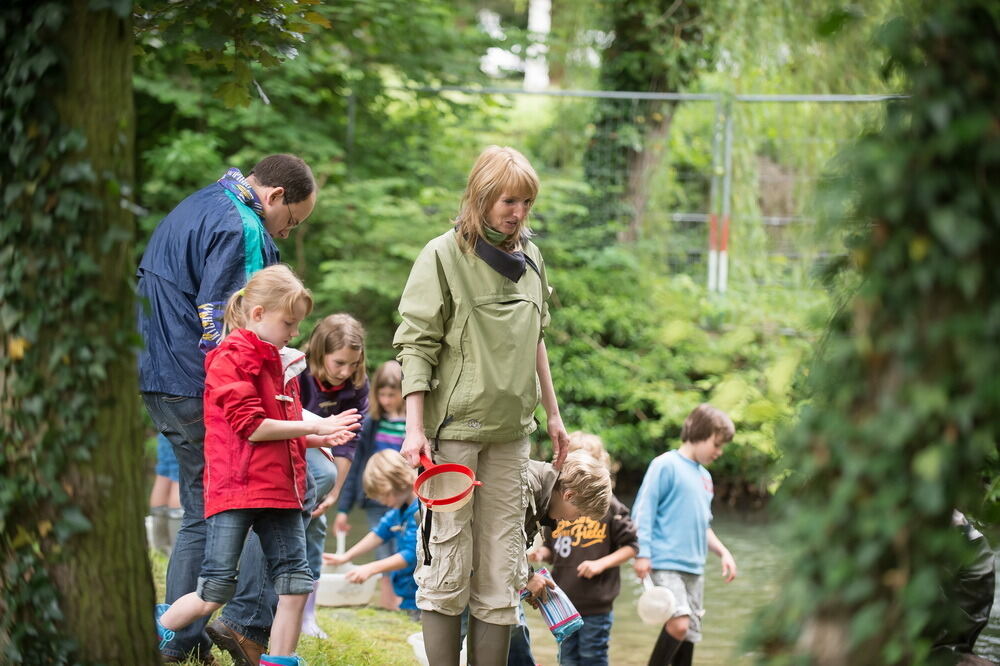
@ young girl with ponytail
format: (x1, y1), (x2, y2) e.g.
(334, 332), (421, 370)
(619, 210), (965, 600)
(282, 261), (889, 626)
(154, 264), (360, 666)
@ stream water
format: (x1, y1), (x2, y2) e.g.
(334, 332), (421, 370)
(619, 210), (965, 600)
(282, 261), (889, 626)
(341, 508), (1000, 664)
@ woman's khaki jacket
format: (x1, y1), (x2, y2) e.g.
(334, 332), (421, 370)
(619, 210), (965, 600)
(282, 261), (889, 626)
(393, 229), (551, 442)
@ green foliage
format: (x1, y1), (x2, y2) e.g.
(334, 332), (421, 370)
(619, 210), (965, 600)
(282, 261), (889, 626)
(132, 0), (495, 237)
(134, 0), (331, 107)
(749, 1), (1000, 662)
(527, 179), (821, 497)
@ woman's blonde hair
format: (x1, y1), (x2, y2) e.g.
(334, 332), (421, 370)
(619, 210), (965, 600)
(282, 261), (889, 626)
(368, 360), (402, 421)
(305, 313), (367, 388)
(223, 264), (313, 337)
(454, 145), (539, 253)
(567, 431), (621, 482)
(363, 449), (416, 500)
(557, 450), (612, 521)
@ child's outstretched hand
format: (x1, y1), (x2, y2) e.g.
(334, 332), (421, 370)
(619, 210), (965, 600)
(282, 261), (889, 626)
(345, 564), (374, 584)
(315, 409), (362, 436)
(524, 572), (555, 608)
(306, 430), (355, 448)
(323, 552), (348, 567)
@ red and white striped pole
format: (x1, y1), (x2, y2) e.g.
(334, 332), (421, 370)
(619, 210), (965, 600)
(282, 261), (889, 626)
(719, 104), (734, 293)
(708, 213), (719, 292)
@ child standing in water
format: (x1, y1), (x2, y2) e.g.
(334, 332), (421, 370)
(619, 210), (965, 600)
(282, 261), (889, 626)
(633, 404), (738, 666)
(154, 265), (360, 666)
(335, 360), (407, 609)
(297, 313), (370, 637)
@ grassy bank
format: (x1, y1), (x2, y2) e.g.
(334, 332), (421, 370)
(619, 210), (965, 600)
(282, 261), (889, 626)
(151, 550), (421, 665)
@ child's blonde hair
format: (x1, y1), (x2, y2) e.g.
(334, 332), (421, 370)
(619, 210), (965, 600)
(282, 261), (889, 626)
(680, 403), (735, 444)
(223, 264), (313, 336)
(455, 145), (539, 254)
(557, 450), (612, 521)
(305, 313), (367, 388)
(369, 360), (402, 421)
(363, 449), (416, 501)
(567, 431), (621, 477)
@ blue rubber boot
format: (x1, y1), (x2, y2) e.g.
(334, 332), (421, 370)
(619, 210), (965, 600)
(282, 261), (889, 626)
(259, 655), (306, 666)
(155, 603), (176, 651)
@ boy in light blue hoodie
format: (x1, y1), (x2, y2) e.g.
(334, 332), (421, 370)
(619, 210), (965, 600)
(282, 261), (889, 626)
(632, 404), (738, 666)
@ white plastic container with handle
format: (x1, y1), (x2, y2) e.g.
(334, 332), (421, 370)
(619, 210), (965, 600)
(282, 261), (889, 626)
(316, 531), (378, 607)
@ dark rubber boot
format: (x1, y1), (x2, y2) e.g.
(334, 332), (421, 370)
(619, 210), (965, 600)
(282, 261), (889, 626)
(672, 640), (693, 666)
(647, 627), (682, 666)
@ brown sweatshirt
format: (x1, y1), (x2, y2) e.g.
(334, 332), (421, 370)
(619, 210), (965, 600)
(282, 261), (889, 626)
(542, 495), (638, 616)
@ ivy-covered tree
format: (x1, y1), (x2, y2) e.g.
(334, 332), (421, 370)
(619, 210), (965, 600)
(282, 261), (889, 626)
(0, 1), (328, 661)
(750, 1), (1000, 662)
(0, 1), (153, 662)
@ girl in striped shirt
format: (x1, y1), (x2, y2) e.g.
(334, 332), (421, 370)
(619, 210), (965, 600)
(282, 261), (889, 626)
(334, 360), (406, 608)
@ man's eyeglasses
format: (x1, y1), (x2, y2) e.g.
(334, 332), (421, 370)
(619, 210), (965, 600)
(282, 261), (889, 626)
(284, 201), (300, 230)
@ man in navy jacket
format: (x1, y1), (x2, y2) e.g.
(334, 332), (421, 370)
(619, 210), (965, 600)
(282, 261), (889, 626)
(138, 154), (316, 664)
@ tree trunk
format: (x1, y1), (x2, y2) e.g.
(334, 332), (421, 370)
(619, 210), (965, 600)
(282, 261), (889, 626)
(581, 0), (715, 245)
(621, 110), (675, 242)
(48, 2), (158, 662)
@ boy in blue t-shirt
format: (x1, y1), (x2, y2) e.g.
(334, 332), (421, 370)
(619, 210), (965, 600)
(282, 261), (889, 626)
(632, 404), (738, 666)
(324, 450), (420, 619)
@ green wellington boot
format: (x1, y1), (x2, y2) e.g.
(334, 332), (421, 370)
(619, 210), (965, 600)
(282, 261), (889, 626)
(421, 611), (462, 666)
(466, 615), (511, 666)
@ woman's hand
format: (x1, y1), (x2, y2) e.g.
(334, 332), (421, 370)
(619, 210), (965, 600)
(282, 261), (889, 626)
(401, 430), (431, 468)
(524, 573), (556, 608)
(547, 414), (570, 469)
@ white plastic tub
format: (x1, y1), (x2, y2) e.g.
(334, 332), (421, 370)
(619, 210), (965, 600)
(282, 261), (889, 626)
(316, 532), (378, 607)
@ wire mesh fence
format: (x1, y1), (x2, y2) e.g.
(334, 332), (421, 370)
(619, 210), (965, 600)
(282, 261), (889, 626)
(370, 86), (897, 292)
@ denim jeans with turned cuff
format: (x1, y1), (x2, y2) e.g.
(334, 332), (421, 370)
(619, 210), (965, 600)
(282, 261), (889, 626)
(198, 508), (313, 604)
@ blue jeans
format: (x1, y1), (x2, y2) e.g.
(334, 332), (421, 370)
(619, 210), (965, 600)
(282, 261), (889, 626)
(506, 602), (537, 666)
(216, 462), (317, 646)
(144, 392), (307, 653)
(199, 508), (312, 603)
(304, 447), (338, 578)
(557, 611), (613, 666)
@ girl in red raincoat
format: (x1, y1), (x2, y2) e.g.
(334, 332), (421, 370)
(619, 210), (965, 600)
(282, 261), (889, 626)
(155, 264), (360, 666)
